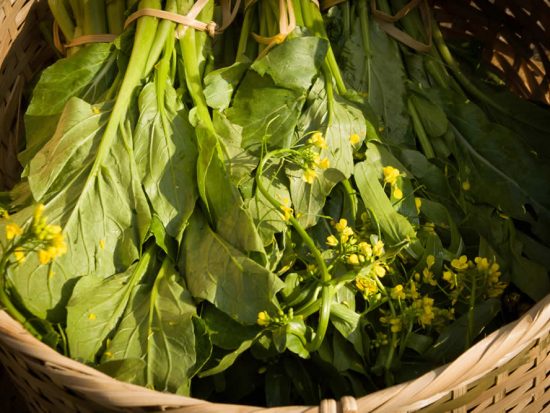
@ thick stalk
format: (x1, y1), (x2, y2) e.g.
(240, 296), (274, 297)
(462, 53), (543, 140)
(144, 0), (177, 75)
(106, 0), (126, 34)
(79, 0), (160, 201)
(82, 0), (108, 35)
(300, 0), (347, 94)
(236, 3), (256, 59)
(407, 98), (435, 159)
(48, 0), (75, 40)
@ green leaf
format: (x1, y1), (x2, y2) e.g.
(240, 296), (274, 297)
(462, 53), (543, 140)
(339, 12), (412, 146)
(104, 260), (204, 393)
(448, 100), (550, 218)
(225, 71), (305, 150)
(409, 93), (448, 137)
(133, 83), (198, 241)
(252, 35), (328, 91)
(96, 358), (146, 385)
(354, 161), (419, 251)
(66, 253), (151, 362)
(6, 98), (150, 321)
(21, 43), (116, 166)
(204, 59), (250, 110)
(202, 304), (260, 350)
(199, 336), (257, 377)
(290, 93), (366, 228)
(184, 211), (284, 324)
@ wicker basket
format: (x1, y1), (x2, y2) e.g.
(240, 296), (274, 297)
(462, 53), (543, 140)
(1, 1), (549, 412)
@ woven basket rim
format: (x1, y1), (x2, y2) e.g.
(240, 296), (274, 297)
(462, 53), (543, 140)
(0, 293), (548, 412)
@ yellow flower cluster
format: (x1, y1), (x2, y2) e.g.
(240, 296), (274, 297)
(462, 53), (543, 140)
(301, 133), (330, 184)
(32, 205), (67, 265)
(414, 296), (435, 326)
(383, 166), (403, 200)
(355, 276), (378, 297)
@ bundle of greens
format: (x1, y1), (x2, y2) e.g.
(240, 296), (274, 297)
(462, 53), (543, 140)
(0, 0), (548, 407)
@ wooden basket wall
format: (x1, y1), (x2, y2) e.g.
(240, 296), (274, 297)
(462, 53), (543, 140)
(0, 1), (549, 412)
(433, 0), (550, 105)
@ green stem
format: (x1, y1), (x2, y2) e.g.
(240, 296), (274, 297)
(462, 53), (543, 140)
(342, 179), (358, 218)
(48, 0), (75, 40)
(257, 151), (334, 351)
(78, 0), (159, 199)
(236, 3), (255, 59)
(144, 0), (177, 76)
(106, 0), (126, 34)
(301, 0), (347, 94)
(257, 153), (330, 283)
(178, 27), (216, 135)
(407, 98), (435, 159)
(82, 0), (108, 35)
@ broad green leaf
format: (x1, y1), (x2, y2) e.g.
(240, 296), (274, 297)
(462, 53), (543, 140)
(199, 336), (257, 377)
(66, 249), (153, 362)
(409, 94), (448, 137)
(96, 358), (146, 386)
(6, 98), (150, 321)
(447, 99), (550, 223)
(338, 9), (412, 146)
(104, 261), (204, 393)
(225, 71), (305, 150)
(204, 59), (250, 110)
(202, 304), (260, 350)
(184, 211), (284, 324)
(252, 35), (328, 91)
(21, 43), (116, 166)
(290, 92), (366, 228)
(248, 173), (291, 243)
(205, 152), (266, 255)
(354, 162), (419, 251)
(133, 83), (198, 241)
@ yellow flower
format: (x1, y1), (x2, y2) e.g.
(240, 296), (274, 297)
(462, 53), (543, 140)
(317, 157), (330, 169)
(38, 250), (52, 265)
(389, 317), (402, 333)
(279, 204), (293, 221)
(334, 219), (348, 233)
(391, 284), (406, 300)
(373, 240), (385, 257)
(358, 242), (372, 258)
(393, 187), (403, 200)
(462, 180), (471, 191)
(372, 262), (386, 277)
(451, 255), (469, 271)
(349, 133), (361, 146)
(347, 254), (360, 265)
(14, 248), (25, 263)
(426, 255), (435, 269)
(383, 166), (401, 186)
(355, 276), (378, 296)
(474, 257), (490, 271)
(302, 169), (317, 184)
(33, 204), (45, 222)
(88, 313), (97, 320)
(326, 235), (339, 247)
(5, 223), (23, 240)
(308, 132), (327, 149)
(409, 281), (420, 299)
(257, 311), (270, 326)
(415, 197), (422, 213)
(422, 267), (437, 286)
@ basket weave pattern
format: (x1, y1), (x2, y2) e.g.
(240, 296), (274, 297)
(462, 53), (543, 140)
(0, 1), (549, 412)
